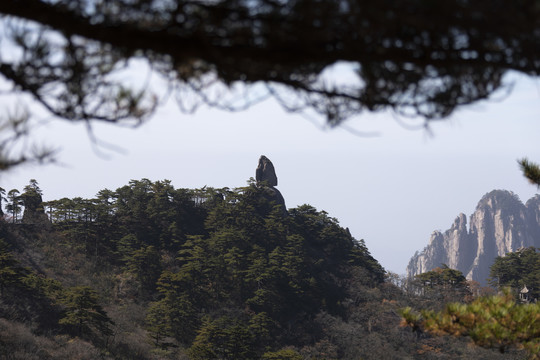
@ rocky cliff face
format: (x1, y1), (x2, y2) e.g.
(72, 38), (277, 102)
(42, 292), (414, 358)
(407, 190), (540, 284)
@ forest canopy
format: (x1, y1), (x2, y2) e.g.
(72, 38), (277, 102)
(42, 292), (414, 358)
(0, 178), (392, 359)
(2, 178), (531, 359)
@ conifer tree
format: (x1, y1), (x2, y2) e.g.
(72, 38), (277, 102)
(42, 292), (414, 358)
(6, 189), (22, 223)
(125, 245), (162, 294)
(519, 158), (540, 188)
(0, 187), (5, 217)
(0, 239), (22, 296)
(401, 291), (540, 358)
(59, 286), (114, 338)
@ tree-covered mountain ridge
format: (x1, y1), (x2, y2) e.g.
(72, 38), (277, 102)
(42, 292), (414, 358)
(407, 190), (540, 285)
(0, 179), (523, 359)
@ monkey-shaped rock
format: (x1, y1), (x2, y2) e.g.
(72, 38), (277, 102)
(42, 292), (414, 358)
(256, 155), (278, 187)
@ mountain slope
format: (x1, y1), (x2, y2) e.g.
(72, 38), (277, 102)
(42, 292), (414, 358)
(407, 190), (540, 284)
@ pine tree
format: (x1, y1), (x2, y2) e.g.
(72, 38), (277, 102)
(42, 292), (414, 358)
(6, 189), (22, 223)
(0, 239), (22, 295)
(401, 291), (540, 358)
(59, 286), (114, 338)
(0, 187), (5, 217)
(519, 158), (540, 187)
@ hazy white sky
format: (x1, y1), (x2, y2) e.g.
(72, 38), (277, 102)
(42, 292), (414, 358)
(1, 72), (539, 275)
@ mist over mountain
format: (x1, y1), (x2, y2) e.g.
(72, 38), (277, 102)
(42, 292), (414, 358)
(407, 190), (540, 285)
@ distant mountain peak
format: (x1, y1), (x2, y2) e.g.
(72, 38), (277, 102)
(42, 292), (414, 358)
(407, 190), (540, 285)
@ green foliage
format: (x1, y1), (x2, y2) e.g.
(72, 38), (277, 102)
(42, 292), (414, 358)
(21, 272), (63, 300)
(262, 348), (303, 360)
(0, 238), (23, 294)
(143, 183), (386, 355)
(0, 186), (5, 216)
(0, 178), (525, 359)
(41, 179), (211, 263)
(519, 158), (540, 187)
(414, 264), (471, 303)
(489, 247), (540, 300)
(124, 245), (162, 294)
(402, 290), (540, 358)
(59, 286), (114, 338)
(0, 237), (61, 299)
(188, 316), (256, 360)
(149, 271), (200, 344)
(6, 189), (22, 223)
(21, 179), (43, 204)
(0, 237), (66, 333)
(145, 299), (173, 347)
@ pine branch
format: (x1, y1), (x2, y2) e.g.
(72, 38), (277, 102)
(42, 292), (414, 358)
(518, 158), (540, 187)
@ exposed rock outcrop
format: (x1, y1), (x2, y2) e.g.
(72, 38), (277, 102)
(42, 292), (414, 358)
(256, 155), (278, 187)
(407, 190), (540, 285)
(255, 155), (286, 213)
(21, 189), (50, 225)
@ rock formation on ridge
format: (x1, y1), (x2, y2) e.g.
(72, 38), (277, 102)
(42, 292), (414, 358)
(255, 155), (286, 213)
(256, 155), (278, 187)
(21, 186), (50, 225)
(407, 190), (540, 285)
